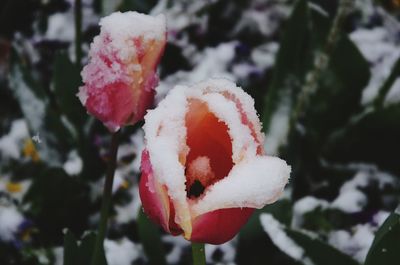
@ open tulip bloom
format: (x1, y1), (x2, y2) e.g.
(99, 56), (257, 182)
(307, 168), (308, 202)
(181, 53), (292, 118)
(140, 78), (291, 244)
(78, 11), (167, 131)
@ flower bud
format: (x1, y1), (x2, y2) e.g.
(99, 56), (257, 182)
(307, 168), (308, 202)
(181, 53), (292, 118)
(78, 11), (167, 131)
(139, 78), (291, 244)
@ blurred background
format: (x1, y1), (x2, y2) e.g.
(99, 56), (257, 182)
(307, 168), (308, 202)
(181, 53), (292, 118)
(0, 0), (400, 264)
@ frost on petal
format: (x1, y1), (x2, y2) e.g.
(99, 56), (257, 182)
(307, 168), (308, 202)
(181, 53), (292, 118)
(192, 156), (291, 216)
(79, 11), (166, 131)
(143, 78), (290, 239)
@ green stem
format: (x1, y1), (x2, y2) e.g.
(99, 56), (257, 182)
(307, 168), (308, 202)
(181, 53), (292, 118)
(372, 56), (400, 109)
(74, 0), (82, 66)
(91, 131), (120, 265)
(290, 0), (353, 128)
(191, 243), (206, 265)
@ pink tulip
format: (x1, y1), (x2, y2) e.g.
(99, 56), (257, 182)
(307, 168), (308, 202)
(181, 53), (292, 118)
(139, 78), (291, 244)
(78, 12), (167, 131)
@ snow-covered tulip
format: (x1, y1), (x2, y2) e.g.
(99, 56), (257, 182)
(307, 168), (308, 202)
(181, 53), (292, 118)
(78, 12), (166, 131)
(139, 78), (291, 244)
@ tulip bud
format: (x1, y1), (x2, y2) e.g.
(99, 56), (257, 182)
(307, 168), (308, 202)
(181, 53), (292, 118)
(139, 78), (291, 244)
(78, 11), (167, 131)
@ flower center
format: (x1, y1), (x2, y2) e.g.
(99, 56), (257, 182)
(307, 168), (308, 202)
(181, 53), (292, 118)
(185, 99), (233, 198)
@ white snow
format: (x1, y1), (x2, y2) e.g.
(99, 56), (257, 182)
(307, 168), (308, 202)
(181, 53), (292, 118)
(45, 13), (75, 41)
(331, 171), (369, 213)
(193, 156), (290, 216)
(104, 237), (140, 265)
(98, 11), (166, 61)
(205, 241), (236, 263)
(187, 156), (214, 184)
(63, 150), (83, 175)
(163, 235), (190, 264)
(328, 224), (375, 262)
(264, 100), (291, 155)
(251, 42), (279, 70)
(331, 189), (367, 213)
(260, 213), (304, 261)
(292, 196), (328, 228)
(350, 27), (400, 104)
(115, 187), (141, 224)
(384, 77), (400, 105)
(144, 78), (290, 237)
(9, 64), (45, 132)
(0, 206), (24, 242)
(0, 176), (31, 203)
(130, 129), (146, 173)
(0, 119), (29, 159)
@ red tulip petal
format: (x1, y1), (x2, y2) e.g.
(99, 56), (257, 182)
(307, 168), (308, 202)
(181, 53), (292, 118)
(139, 150), (183, 235)
(185, 99), (233, 194)
(79, 12), (166, 131)
(139, 150), (170, 232)
(190, 207), (254, 244)
(220, 91), (264, 155)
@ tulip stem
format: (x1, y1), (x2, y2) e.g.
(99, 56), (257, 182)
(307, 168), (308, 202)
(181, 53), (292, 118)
(91, 131), (120, 265)
(192, 242), (206, 265)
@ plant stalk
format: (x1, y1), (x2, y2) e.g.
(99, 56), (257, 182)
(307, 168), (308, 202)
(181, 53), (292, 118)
(290, 0), (353, 128)
(192, 242), (206, 265)
(91, 131), (120, 265)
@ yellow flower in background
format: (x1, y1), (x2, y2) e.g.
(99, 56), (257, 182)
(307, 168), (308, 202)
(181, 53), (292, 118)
(22, 139), (40, 162)
(6, 182), (22, 193)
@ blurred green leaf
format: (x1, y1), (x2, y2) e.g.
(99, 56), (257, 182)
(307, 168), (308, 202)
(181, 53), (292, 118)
(304, 34), (370, 139)
(284, 228), (360, 265)
(63, 230), (107, 265)
(9, 50), (76, 164)
(237, 200), (296, 265)
(137, 209), (167, 265)
(63, 231), (79, 265)
(323, 103), (400, 174)
(24, 167), (91, 245)
(373, 55), (400, 107)
(52, 52), (86, 130)
(364, 212), (400, 265)
(262, 0), (310, 132)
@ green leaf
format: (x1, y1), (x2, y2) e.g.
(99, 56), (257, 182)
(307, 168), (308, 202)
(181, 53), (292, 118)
(262, 0), (311, 132)
(63, 230), (107, 265)
(364, 212), (400, 265)
(258, 212), (359, 265)
(8, 50), (76, 164)
(237, 200), (295, 265)
(322, 103), (400, 174)
(52, 52), (87, 130)
(284, 228), (360, 265)
(373, 55), (400, 107)
(303, 34), (370, 139)
(24, 167), (91, 245)
(63, 231), (79, 265)
(137, 209), (167, 265)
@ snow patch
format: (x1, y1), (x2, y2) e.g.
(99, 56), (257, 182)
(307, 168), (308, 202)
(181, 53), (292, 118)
(0, 206), (24, 242)
(260, 213), (304, 261)
(104, 237), (140, 265)
(63, 150), (83, 175)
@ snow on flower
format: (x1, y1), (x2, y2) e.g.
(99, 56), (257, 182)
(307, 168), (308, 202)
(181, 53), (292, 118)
(78, 11), (167, 131)
(139, 78), (291, 244)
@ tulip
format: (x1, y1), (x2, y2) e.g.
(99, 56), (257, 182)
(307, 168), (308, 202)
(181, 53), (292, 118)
(139, 78), (291, 244)
(78, 11), (167, 131)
